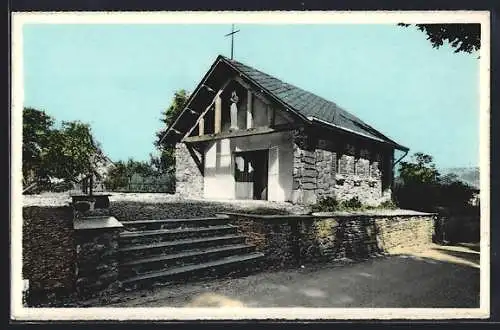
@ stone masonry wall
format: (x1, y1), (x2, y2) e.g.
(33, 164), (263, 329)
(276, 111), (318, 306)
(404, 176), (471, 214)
(299, 214), (435, 263)
(226, 212), (435, 268)
(72, 195), (124, 301)
(298, 216), (382, 262)
(175, 143), (204, 198)
(375, 215), (434, 251)
(292, 130), (392, 206)
(226, 215), (298, 270)
(22, 206), (76, 305)
(74, 228), (122, 299)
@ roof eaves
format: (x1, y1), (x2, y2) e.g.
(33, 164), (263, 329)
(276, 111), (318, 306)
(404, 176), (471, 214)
(308, 116), (409, 151)
(160, 55), (226, 145)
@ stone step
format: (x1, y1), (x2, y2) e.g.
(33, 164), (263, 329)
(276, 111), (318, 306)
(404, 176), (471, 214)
(119, 243), (255, 278)
(121, 252), (265, 290)
(120, 215), (230, 231)
(119, 234), (247, 261)
(119, 225), (237, 246)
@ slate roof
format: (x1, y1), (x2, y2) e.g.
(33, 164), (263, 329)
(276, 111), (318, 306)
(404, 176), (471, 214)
(220, 56), (407, 150)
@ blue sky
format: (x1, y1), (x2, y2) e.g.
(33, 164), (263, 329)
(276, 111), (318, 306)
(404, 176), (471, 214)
(23, 24), (480, 169)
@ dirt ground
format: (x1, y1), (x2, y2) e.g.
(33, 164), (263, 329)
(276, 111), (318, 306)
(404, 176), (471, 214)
(92, 243), (480, 308)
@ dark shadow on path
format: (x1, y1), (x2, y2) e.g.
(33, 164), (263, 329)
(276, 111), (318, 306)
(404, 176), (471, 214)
(103, 251), (480, 309)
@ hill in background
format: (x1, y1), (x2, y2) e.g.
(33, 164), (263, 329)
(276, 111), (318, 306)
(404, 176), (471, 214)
(440, 167), (480, 190)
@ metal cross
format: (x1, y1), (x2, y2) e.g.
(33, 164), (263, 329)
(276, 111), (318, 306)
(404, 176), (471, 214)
(224, 24), (240, 60)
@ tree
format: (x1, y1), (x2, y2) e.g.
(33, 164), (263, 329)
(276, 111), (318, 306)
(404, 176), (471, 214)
(399, 152), (440, 185)
(48, 120), (106, 184)
(153, 89), (190, 174)
(22, 108), (55, 186)
(22, 107), (107, 192)
(398, 23), (480, 54)
(395, 152), (477, 212)
(394, 152), (441, 211)
(103, 158), (170, 191)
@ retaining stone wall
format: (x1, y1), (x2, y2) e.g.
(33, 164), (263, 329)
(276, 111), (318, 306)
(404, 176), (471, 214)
(175, 143), (204, 198)
(22, 206), (76, 304)
(227, 215), (298, 269)
(226, 212), (435, 269)
(376, 216), (434, 250)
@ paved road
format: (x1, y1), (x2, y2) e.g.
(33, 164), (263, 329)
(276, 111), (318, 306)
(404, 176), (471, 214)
(107, 244), (480, 308)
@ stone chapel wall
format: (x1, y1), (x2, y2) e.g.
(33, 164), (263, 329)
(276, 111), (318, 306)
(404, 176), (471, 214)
(175, 143), (204, 198)
(292, 129), (392, 206)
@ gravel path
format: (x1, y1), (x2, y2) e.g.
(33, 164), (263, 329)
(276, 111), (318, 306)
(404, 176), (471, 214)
(94, 244), (479, 308)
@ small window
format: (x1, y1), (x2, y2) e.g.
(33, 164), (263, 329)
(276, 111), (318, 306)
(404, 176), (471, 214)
(337, 154), (348, 175)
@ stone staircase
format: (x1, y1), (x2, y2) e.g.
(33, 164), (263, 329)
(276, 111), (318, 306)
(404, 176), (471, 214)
(118, 215), (264, 290)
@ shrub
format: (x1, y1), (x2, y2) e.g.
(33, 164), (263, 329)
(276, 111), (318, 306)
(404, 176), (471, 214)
(311, 196), (340, 212)
(379, 199), (397, 209)
(341, 196), (362, 209)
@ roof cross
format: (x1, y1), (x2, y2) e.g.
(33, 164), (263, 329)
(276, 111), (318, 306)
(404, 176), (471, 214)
(224, 24), (240, 60)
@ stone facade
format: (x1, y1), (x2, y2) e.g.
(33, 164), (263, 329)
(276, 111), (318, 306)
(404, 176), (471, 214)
(292, 129), (392, 206)
(174, 129), (394, 205)
(175, 143), (204, 198)
(175, 143), (203, 198)
(226, 211), (435, 269)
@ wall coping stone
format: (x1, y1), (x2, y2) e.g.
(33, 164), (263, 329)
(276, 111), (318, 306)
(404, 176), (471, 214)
(220, 212), (314, 221)
(73, 216), (124, 230)
(312, 209), (437, 217)
(70, 193), (112, 197)
(222, 209), (436, 222)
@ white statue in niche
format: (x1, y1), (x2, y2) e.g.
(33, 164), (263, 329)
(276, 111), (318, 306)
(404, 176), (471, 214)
(230, 91), (239, 130)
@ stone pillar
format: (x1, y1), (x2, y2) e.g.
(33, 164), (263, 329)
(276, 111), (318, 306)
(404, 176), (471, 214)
(292, 129), (318, 204)
(73, 201), (123, 299)
(175, 143), (204, 198)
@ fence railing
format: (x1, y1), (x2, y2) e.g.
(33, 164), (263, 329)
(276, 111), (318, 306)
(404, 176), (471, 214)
(109, 182), (174, 193)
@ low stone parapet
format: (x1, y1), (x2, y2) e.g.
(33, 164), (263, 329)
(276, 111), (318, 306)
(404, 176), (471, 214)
(223, 210), (436, 269)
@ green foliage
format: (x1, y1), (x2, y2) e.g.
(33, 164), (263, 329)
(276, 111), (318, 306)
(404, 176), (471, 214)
(398, 23), (480, 54)
(311, 196), (339, 212)
(22, 108), (106, 191)
(312, 195), (400, 213)
(48, 120), (105, 182)
(312, 196), (379, 212)
(394, 152), (477, 212)
(22, 108), (55, 184)
(153, 89), (190, 174)
(399, 152), (440, 185)
(436, 180), (476, 212)
(103, 158), (175, 193)
(342, 196), (362, 209)
(379, 199), (397, 210)
(156, 89), (189, 136)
